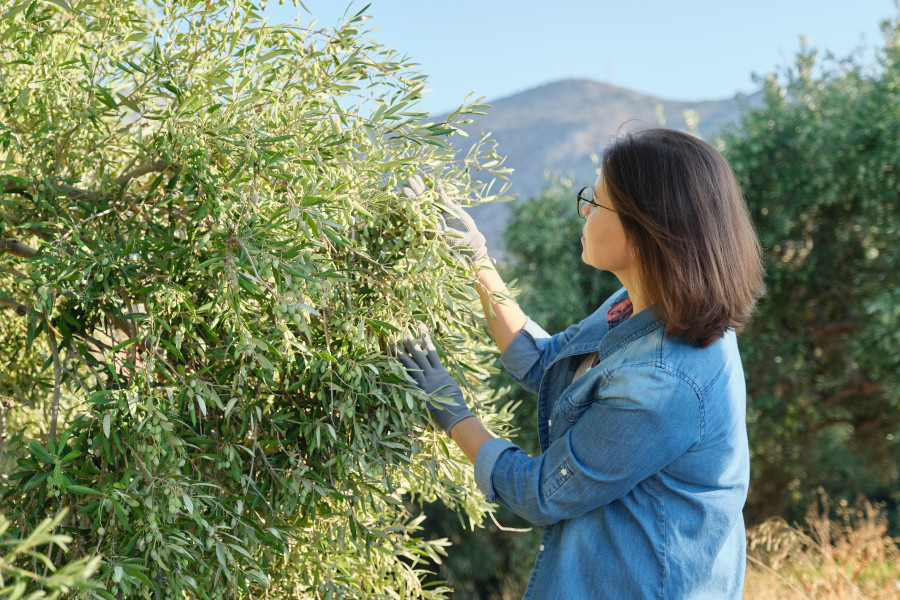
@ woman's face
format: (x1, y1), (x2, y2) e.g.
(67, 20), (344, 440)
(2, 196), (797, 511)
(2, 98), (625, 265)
(581, 175), (632, 279)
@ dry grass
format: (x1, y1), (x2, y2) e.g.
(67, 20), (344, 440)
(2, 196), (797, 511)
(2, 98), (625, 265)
(744, 490), (900, 599)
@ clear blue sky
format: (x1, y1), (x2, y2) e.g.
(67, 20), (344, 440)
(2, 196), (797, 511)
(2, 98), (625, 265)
(265, 0), (898, 114)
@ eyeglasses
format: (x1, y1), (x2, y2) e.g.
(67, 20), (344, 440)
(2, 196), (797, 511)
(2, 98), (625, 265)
(577, 186), (617, 218)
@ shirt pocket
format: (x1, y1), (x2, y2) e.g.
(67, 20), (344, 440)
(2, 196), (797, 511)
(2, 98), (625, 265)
(553, 388), (595, 425)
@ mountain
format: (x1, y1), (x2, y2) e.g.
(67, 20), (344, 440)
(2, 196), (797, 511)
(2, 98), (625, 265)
(443, 78), (763, 256)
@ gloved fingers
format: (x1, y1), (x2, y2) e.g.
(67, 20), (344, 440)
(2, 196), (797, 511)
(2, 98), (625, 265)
(433, 180), (450, 203)
(437, 201), (465, 221)
(395, 341), (427, 387)
(395, 345), (419, 370)
(402, 175), (425, 200)
(413, 327), (444, 370)
(401, 335), (430, 370)
(437, 202), (479, 233)
(457, 207), (479, 230)
(423, 336), (445, 370)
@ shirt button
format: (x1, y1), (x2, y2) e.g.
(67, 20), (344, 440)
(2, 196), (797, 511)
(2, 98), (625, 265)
(547, 419), (552, 427)
(560, 468), (568, 476)
(539, 544), (545, 551)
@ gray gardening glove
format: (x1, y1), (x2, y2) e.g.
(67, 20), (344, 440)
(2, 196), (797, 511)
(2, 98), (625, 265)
(396, 332), (474, 435)
(401, 175), (488, 262)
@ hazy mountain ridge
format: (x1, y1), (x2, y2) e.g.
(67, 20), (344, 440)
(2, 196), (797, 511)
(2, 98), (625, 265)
(443, 78), (763, 255)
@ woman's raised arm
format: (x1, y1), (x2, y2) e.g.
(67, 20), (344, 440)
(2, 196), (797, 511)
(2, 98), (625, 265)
(473, 256), (527, 353)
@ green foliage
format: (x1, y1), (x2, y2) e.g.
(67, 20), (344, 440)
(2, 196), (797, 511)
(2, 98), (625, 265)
(1, 509), (101, 599)
(0, 0), (512, 597)
(720, 17), (900, 524)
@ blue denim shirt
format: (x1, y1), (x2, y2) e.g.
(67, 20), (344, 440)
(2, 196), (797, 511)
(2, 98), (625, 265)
(474, 289), (749, 599)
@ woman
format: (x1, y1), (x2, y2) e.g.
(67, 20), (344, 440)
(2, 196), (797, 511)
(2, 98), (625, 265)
(399, 128), (765, 599)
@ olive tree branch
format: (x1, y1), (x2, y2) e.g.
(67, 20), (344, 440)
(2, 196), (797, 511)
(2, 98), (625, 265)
(0, 296), (28, 317)
(114, 160), (173, 188)
(70, 349), (106, 393)
(47, 323), (62, 446)
(57, 209), (117, 245)
(0, 243), (142, 344)
(0, 299), (112, 353)
(0, 239), (37, 259)
(1, 264), (28, 279)
(1, 180), (99, 202)
(61, 354), (93, 397)
(0, 395), (8, 467)
(236, 237), (279, 299)
(77, 331), (113, 354)
(1, 160), (176, 205)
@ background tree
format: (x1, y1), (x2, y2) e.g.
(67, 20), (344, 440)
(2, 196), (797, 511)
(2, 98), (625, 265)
(720, 19), (900, 526)
(0, 1), (513, 597)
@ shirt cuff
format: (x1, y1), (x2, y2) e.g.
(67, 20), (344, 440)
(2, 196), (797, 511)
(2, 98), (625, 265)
(500, 317), (550, 381)
(474, 437), (518, 502)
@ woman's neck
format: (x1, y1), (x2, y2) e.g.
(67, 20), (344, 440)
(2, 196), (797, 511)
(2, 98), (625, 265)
(628, 292), (649, 315)
(615, 271), (648, 315)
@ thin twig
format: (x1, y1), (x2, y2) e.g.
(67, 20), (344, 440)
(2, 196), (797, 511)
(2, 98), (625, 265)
(236, 237), (279, 299)
(48, 324), (62, 446)
(55, 182), (100, 201)
(2, 160), (174, 204)
(2, 180), (99, 202)
(0, 299), (112, 354)
(57, 208), (116, 244)
(488, 510), (532, 533)
(114, 160), (172, 188)
(77, 331), (112, 353)
(62, 348), (94, 396)
(110, 314), (139, 340)
(71, 350), (105, 391)
(0, 396), (7, 465)
(0, 265), (28, 279)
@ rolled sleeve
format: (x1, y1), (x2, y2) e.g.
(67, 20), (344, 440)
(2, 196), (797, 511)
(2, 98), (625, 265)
(474, 438), (517, 501)
(500, 317), (550, 382)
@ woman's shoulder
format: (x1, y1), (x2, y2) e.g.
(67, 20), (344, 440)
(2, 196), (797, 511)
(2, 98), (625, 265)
(654, 329), (742, 394)
(598, 326), (739, 385)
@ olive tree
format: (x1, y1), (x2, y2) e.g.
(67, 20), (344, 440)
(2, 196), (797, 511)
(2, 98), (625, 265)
(0, 1), (512, 597)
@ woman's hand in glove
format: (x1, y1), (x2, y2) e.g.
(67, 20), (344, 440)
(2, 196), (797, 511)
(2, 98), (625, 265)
(401, 175), (488, 262)
(396, 332), (474, 435)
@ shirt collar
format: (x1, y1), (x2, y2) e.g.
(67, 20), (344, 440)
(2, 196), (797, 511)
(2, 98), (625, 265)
(606, 297), (633, 329)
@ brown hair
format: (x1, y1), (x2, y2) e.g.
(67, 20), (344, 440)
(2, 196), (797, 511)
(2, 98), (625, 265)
(601, 128), (765, 347)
